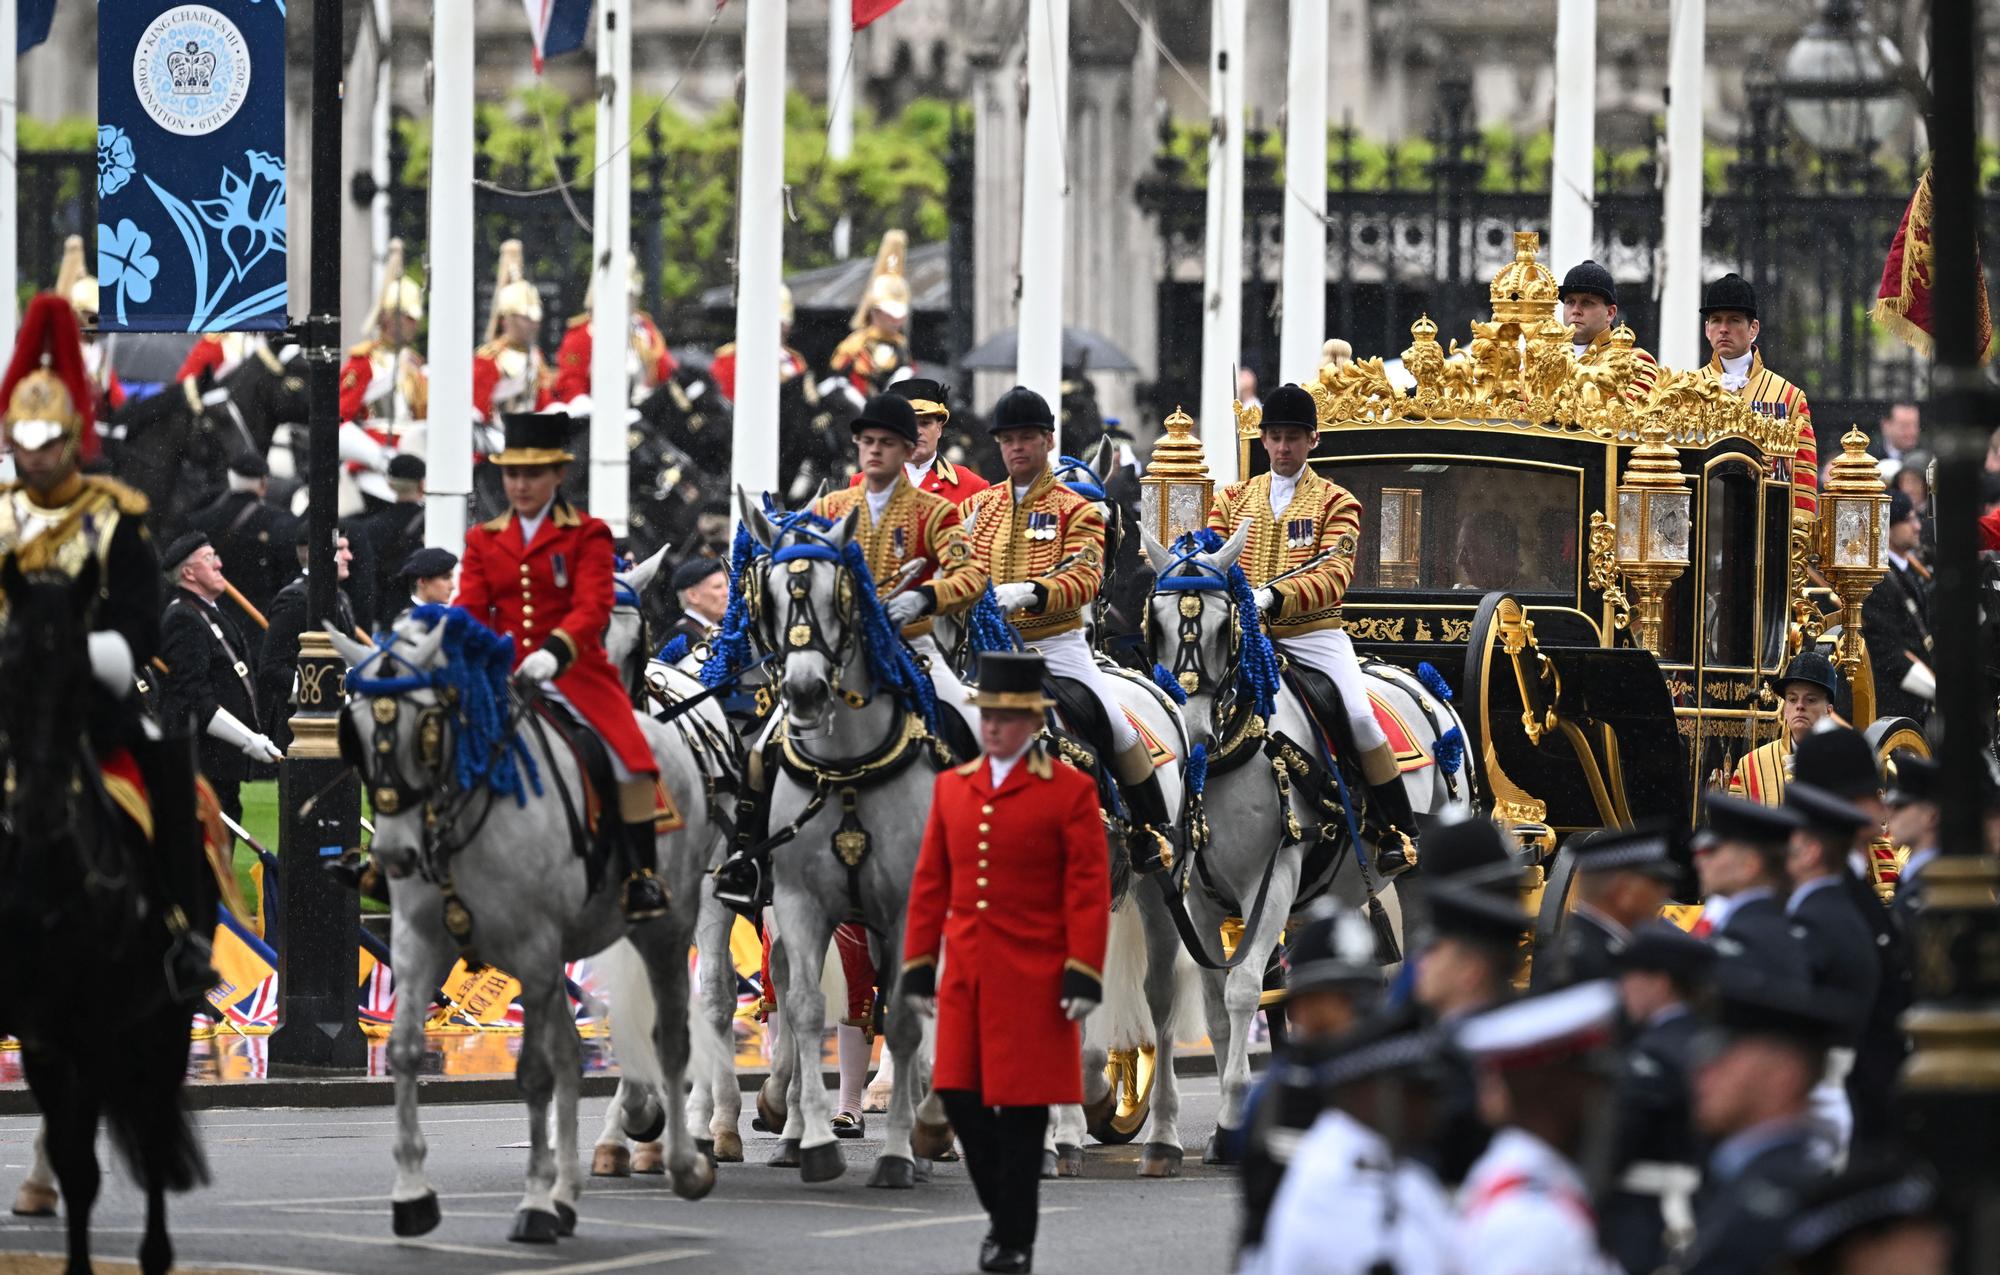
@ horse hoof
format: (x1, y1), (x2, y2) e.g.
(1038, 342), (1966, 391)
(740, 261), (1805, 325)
(755, 1081), (786, 1134)
(913, 1156), (933, 1185)
(1056, 1144), (1084, 1178)
(555, 1202), (577, 1237)
(714, 1130), (745, 1162)
(509, 1208), (562, 1244)
(1081, 1088), (1118, 1137)
(1203, 1127), (1241, 1166)
(911, 1119), (956, 1160)
(1039, 1149), (1058, 1180)
(673, 1157), (718, 1202)
(590, 1144), (631, 1178)
(392, 1191), (441, 1237)
(799, 1141), (846, 1183)
(10, 1182), (57, 1217)
(1138, 1143), (1184, 1179)
(632, 1141), (666, 1175)
(867, 1155), (917, 1189)
(768, 1138), (802, 1169)
(624, 1102), (667, 1145)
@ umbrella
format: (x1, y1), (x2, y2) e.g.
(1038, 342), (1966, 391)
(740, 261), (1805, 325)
(957, 326), (1139, 374)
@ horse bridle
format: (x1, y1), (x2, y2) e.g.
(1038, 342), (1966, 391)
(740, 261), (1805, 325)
(1150, 551), (1240, 704)
(753, 531), (874, 712)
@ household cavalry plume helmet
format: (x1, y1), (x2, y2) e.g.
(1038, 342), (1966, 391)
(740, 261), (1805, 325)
(486, 238), (543, 340)
(851, 229), (911, 329)
(3, 293), (99, 463)
(56, 234), (99, 321)
(367, 238), (426, 332)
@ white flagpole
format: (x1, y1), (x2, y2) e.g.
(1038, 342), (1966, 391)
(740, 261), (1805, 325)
(1659, 0), (1705, 369)
(731, 0), (787, 500)
(1015, 0), (1069, 440)
(1279, 0), (1326, 383)
(425, 0), (475, 552)
(1548, 0), (1597, 274)
(370, 0), (392, 301)
(1, 0), (18, 359)
(589, 0), (633, 534)
(828, 0), (853, 260)
(1198, 0), (1245, 484)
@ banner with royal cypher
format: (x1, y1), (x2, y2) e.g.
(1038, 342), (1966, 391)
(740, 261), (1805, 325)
(97, 0), (287, 332)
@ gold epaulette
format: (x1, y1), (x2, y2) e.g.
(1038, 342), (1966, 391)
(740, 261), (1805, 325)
(82, 475), (150, 516)
(714, 342), (738, 358)
(954, 758), (981, 776)
(567, 313), (589, 330)
(346, 340), (377, 360)
(475, 339), (509, 360)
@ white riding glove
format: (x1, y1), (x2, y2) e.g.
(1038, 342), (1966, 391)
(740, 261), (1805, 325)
(993, 581), (1041, 614)
(516, 648), (561, 684)
(904, 994), (937, 1019)
(885, 591), (930, 626)
(206, 706), (284, 763)
(1253, 586), (1277, 614)
(1061, 996), (1098, 1022)
(86, 631), (134, 698)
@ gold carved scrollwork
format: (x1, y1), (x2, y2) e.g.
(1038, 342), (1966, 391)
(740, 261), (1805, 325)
(1441, 618), (1473, 643)
(1586, 511), (1633, 634)
(1789, 509), (1828, 653)
(1346, 616), (1406, 643)
(298, 660), (334, 708)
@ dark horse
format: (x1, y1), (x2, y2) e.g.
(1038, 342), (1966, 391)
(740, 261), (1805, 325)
(0, 555), (211, 1275)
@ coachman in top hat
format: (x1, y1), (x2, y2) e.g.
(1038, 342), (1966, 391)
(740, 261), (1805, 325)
(451, 412), (675, 920)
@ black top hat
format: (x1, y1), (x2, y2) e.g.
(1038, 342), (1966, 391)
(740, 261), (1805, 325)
(1572, 819), (1680, 881)
(889, 377), (951, 421)
(1794, 726), (1879, 800)
(1559, 260), (1618, 306)
(491, 411), (576, 466)
(1696, 790), (1805, 850)
(989, 386), (1055, 433)
(1612, 919), (1717, 985)
(1259, 383), (1320, 433)
(850, 393), (921, 447)
(1884, 751), (1940, 807)
(1422, 817), (1516, 883)
(670, 555), (725, 594)
(1700, 273), (1759, 318)
(1776, 650), (1840, 701)
(1284, 901), (1385, 999)
(161, 530), (211, 573)
(1426, 878), (1532, 950)
(970, 651), (1056, 710)
(227, 451), (270, 479)
(1785, 781), (1876, 835)
(387, 453), (428, 482)
(399, 546), (458, 581)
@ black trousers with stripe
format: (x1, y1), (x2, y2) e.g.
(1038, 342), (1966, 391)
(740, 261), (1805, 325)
(938, 1091), (1048, 1250)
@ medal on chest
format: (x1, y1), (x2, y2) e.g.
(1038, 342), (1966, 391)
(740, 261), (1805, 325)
(891, 525), (908, 559)
(1026, 511), (1058, 542)
(552, 552), (570, 589)
(1285, 516), (1316, 550)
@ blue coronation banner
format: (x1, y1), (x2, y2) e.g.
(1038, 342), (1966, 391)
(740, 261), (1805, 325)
(97, 0), (287, 333)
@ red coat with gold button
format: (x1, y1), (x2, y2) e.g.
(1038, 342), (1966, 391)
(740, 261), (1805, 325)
(450, 499), (656, 776)
(902, 746), (1109, 1106)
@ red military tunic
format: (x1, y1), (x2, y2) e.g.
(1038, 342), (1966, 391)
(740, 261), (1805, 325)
(1707, 349), (1818, 517)
(472, 339), (554, 421)
(551, 313), (677, 404)
(451, 499), (656, 777)
(902, 747), (1109, 1106)
(848, 454), (990, 505)
(709, 342), (808, 403)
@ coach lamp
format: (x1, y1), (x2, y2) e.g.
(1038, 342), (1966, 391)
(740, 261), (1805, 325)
(1613, 418), (1693, 657)
(1139, 405), (1215, 547)
(1819, 426), (1892, 716)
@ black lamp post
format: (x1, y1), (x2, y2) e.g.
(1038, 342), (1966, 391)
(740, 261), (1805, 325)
(1776, 0), (1910, 165)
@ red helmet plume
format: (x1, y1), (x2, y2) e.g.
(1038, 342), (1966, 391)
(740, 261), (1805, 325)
(1, 292), (98, 463)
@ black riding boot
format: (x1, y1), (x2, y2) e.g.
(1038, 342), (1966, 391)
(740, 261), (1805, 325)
(620, 819), (671, 921)
(1361, 745), (1420, 876)
(1114, 742), (1175, 875)
(711, 782), (773, 913)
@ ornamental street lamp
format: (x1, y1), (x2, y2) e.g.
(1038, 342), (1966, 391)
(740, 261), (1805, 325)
(1139, 406), (1216, 547)
(1613, 419), (1693, 656)
(1778, 0), (1911, 156)
(1819, 426), (1893, 722)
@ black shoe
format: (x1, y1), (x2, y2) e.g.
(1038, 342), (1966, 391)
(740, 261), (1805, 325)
(711, 854), (764, 911)
(979, 1234), (999, 1269)
(831, 1112), (866, 1139)
(621, 870), (671, 922)
(980, 1244), (1032, 1273)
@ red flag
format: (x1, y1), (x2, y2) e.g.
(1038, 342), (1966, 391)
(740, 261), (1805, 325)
(1873, 165), (1996, 363)
(854, 0), (906, 28)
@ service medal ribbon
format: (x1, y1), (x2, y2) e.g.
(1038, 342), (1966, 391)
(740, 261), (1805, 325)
(553, 553), (569, 588)
(892, 526), (908, 558)
(1286, 517), (1315, 550)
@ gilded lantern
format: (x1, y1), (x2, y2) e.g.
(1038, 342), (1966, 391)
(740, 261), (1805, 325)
(1613, 419), (1693, 655)
(1139, 405), (1215, 547)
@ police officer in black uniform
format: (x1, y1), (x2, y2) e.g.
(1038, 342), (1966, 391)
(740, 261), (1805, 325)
(186, 451), (294, 620)
(156, 531), (283, 828)
(1695, 792), (1811, 983)
(1534, 821), (1680, 991)
(1604, 922), (1715, 1275)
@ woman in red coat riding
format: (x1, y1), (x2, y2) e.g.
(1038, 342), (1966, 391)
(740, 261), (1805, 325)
(451, 411), (669, 920)
(900, 651), (1110, 1275)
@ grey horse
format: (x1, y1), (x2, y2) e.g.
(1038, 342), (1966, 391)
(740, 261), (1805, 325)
(1139, 525), (1472, 1162)
(327, 615), (720, 1243)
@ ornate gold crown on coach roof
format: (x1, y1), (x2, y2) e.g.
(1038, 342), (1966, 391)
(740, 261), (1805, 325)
(1242, 230), (1799, 460)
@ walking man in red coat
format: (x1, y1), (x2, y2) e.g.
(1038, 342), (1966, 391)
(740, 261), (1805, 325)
(900, 651), (1110, 1274)
(451, 411), (671, 920)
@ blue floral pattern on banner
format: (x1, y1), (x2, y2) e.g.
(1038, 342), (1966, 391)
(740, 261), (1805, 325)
(98, 0), (285, 333)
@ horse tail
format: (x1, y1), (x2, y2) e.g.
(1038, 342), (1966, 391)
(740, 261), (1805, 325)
(601, 937), (732, 1091)
(106, 1079), (208, 1194)
(1095, 900), (1154, 1053)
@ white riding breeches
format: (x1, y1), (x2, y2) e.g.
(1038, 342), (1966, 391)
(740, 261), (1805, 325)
(1275, 627), (1388, 753)
(909, 632), (979, 738)
(1030, 628), (1139, 752)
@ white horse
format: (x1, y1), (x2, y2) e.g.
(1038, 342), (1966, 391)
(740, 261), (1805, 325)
(1138, 526), (1473, 1161)
(328, 613), (720, 1242)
